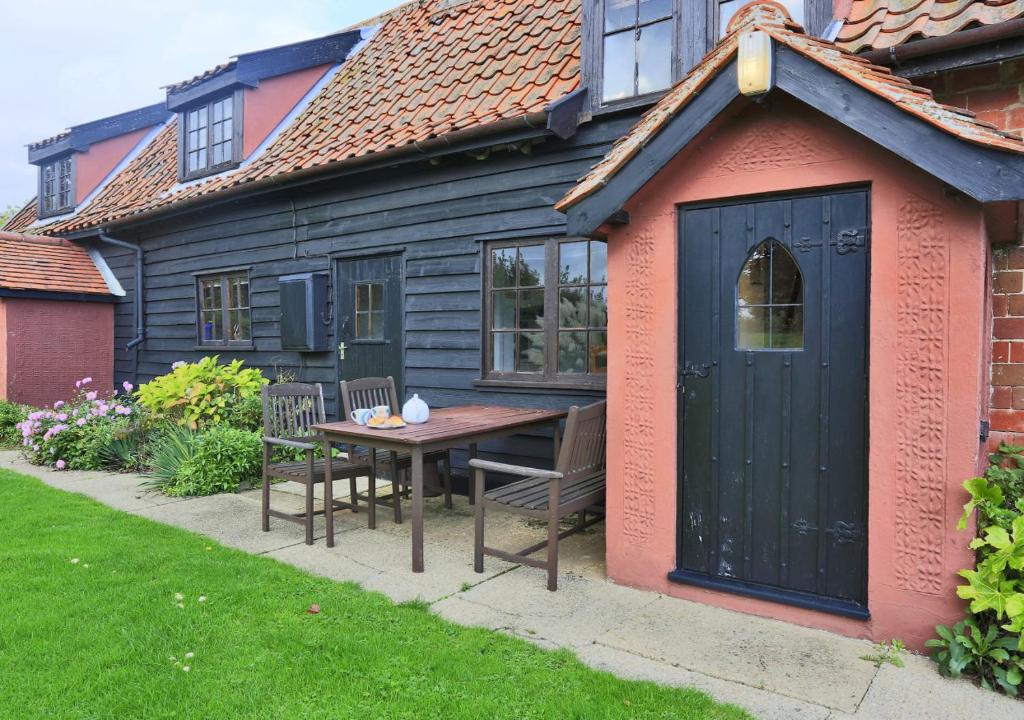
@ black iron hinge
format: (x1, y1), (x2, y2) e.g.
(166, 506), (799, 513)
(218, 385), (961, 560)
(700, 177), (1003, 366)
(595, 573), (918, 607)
(980, 420), (990, 442)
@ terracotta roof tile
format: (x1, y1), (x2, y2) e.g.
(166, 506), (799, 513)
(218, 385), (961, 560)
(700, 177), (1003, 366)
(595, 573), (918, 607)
(836, 0), (1024, 53)
(557, 1), (1024, 212)
(33, 0), (579, 236)
(0, 232), (111, 295)
(163, 61), (236, 92)
(2, 199), (39, 234)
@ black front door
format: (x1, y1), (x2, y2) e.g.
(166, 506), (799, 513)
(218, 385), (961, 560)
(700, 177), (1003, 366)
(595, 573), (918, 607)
(675, 189), (869, 617)
(336, 254), (404, 400)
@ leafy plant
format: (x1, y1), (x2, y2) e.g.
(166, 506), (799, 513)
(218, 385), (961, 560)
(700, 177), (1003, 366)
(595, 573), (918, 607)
(927, 618), (1023, 695)
(146, 425), (199, 490)
(929, 443), (1024, 695)
(860, 639), (905, 668)
(135, 356), (267, 429)
(0, 400), (30, 448)
(147, 425), (261, 497)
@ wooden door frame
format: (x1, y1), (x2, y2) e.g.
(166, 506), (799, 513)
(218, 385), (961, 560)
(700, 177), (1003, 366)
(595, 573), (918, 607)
(670, 186), (871, 619)
(333, 249), (406, 405)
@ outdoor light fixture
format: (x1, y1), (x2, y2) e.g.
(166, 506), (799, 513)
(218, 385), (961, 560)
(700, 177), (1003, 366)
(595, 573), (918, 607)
(737, 30), (773, 96)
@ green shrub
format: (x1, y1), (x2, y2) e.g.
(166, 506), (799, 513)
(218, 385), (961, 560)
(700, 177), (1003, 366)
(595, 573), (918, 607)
(929, 443), (1024, 696)
(135, 356), (267, 429)
(0, 400), (29, 448)
(147, 425), (261, 497)
(224, 393), (264, 432)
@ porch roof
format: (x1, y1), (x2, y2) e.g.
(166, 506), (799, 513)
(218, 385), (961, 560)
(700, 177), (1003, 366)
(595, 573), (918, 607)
(0, 232), (113, 297)
(556, 1), (1024, 236)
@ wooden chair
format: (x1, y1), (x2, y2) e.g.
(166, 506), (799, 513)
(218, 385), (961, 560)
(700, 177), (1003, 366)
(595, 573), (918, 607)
(261, 383), (371, 544)
(339, 376), (452, 524)
(470, 400), (606, 591)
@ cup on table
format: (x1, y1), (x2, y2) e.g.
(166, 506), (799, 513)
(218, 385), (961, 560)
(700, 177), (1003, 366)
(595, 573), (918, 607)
(350, 408), (374, 425)
(372, 405), (390, 419)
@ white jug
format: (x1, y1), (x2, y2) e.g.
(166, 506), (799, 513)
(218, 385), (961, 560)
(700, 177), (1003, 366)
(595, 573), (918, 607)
(401, 394), (430, 424)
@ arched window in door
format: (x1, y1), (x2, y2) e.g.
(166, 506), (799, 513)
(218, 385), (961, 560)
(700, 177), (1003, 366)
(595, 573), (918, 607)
(736, 239), (803, 350)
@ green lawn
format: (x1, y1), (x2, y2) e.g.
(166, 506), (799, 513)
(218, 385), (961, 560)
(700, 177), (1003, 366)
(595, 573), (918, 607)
(0, 470), (749, 719)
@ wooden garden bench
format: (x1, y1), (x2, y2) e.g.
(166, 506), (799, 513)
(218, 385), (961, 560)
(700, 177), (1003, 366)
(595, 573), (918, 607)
(469, 400), (606, 591)
(261, 383), (370, 544)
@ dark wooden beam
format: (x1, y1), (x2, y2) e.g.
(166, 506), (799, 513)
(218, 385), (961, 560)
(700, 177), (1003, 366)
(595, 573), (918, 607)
(775, 46), (1024, 202)
(565, 60), (742, 237)
(890, 37), (1024, 78)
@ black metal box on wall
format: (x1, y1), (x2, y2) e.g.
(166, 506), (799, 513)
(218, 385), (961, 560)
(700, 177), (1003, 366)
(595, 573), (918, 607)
(279, 273), (329, 352)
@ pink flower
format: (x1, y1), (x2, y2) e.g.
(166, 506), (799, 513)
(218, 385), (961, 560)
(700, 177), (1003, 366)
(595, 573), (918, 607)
(54, 400), (65, 409)
(171, 361), (185, 369)
(81, 377), (92, 385)
(122, 381), (134, 393)
(55, 460), (66, 470)
(85, 391), (98, 401)
(75, 380), (81, 388)
(56, 413), (68, 421)
(76, 418), (86, 427)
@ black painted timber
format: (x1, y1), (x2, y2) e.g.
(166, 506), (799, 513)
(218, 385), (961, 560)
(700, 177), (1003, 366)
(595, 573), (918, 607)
(93, 115), (637, 477)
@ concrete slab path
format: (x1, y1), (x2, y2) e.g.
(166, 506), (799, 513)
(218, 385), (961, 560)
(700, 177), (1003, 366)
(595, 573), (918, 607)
(2, 451), (1016, 720)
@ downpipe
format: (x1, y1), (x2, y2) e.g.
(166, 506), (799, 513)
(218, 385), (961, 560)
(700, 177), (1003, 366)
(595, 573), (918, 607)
(97, 231), (145, 351)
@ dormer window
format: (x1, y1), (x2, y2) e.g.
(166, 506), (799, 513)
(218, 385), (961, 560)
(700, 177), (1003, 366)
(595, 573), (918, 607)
(602, 0), (673, 103)
(39, 156), (74, 218)
(179, 92), (241, 180)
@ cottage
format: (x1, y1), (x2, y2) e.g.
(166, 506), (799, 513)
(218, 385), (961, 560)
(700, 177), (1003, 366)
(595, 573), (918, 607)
(7, 0), (1024, 648)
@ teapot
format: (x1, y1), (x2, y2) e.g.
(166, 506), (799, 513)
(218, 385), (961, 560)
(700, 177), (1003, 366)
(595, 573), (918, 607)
(401, 394), (430, 424)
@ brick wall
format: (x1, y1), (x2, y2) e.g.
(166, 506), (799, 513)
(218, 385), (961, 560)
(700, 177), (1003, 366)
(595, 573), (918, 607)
(916, 61), (1024, 449)
(921, 60), (1024, 134)
(1, 297), (113, 408)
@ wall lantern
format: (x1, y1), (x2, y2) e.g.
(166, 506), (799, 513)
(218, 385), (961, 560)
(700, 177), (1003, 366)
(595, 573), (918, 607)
(738, 31), (773, 96)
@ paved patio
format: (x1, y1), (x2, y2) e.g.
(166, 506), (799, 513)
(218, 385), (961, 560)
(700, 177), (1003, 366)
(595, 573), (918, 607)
(2, 449), (1016, 720)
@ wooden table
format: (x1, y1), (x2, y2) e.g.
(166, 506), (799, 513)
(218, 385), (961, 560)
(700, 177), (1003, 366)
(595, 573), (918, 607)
(313, 405), (567, 572)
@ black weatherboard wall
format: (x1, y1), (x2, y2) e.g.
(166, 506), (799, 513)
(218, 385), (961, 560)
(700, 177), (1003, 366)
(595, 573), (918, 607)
(94, 114), (637, 475)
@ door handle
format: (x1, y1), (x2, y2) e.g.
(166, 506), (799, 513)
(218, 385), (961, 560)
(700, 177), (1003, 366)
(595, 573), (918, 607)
(338, 342), (347, 361)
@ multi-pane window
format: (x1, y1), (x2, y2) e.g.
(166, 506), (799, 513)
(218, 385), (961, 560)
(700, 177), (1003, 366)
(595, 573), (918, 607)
(736, 239), (803, 350)
(484, 239), (608, 386)
(40, 156), (73, 216)
(181, 93), (238, 179)
(602, 0), (673, 103)
(354, 282), (385, 340)
(197, 271), (251, 346)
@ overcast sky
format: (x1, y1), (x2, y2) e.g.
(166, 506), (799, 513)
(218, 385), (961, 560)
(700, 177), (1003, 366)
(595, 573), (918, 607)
(0, 0), (400, 210)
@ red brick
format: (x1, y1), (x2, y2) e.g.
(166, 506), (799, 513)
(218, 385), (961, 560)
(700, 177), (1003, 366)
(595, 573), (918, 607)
(1008, 246), (1024, 269)
(966, 84), (1021, 112)
(995, 249), (1010, 270)
(993, 363), (1024, 385)
(1010, 295), (1024, 316)
(989, 409), (1024, 433)
(995, 270), (1024, 293)
(1012, 387), (1024, 409)
(936, 92), (967, 109)
(1007, 106), (1024, 132)
(994, 340), (1012, 362)
(1012, 343), (1024, 363)
(977, 109), (1009, 128)
(994, 294), (1009, 316)
(950, 64), (1003, 93)
(993, 384), (1013, 408)
(996, 317), (1024, 339)
(987, 430), (1024, 454)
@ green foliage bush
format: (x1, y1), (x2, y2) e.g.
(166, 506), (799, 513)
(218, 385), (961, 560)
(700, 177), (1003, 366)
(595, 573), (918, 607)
(0, 400), (29, 448)
(146, 424), (261, 497)
(929, 443), (1024, 696)
(135, 356), (267, 429)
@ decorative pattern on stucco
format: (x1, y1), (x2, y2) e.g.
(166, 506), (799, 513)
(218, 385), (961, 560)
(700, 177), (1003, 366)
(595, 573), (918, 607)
(622, 226), (657, 544)
(894, 196), (948, 595)
(697, 121), (845, 178)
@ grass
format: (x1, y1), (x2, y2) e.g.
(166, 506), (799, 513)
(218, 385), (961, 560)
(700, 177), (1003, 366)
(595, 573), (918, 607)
(0, 469), (750, 720)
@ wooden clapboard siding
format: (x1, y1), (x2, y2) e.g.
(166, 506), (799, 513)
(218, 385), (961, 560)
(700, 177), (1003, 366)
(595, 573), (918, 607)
(96, 115), (637, 475)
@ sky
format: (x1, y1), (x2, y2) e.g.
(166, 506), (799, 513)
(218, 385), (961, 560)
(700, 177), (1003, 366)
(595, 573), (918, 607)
(0, 0), (401, 210)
